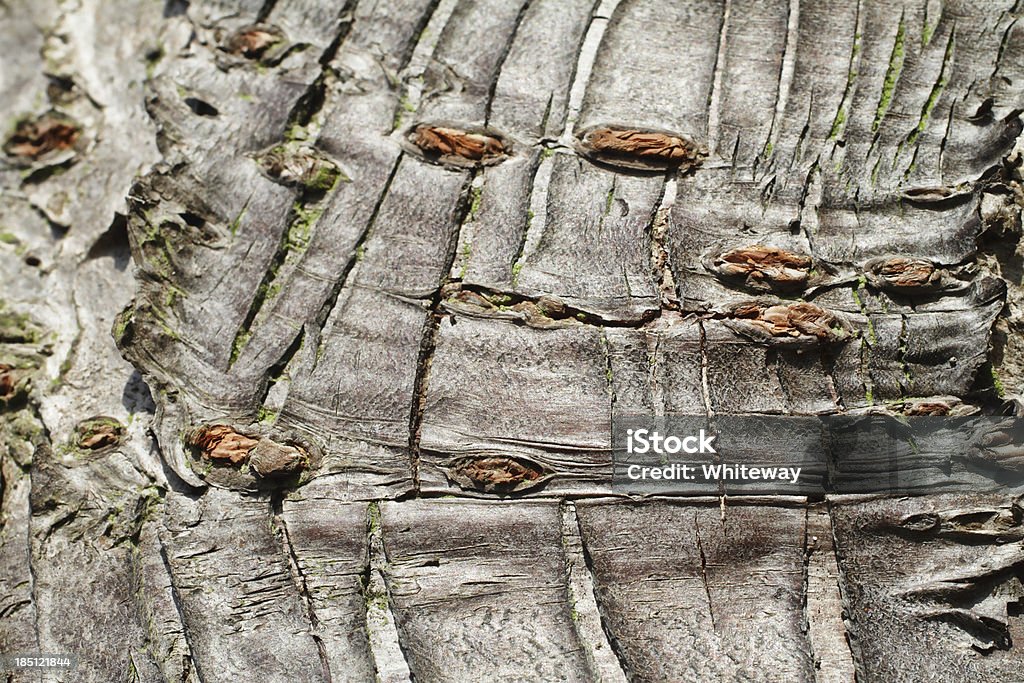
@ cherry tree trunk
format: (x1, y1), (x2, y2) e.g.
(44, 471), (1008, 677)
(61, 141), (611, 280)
(2, 0), (1024, 681)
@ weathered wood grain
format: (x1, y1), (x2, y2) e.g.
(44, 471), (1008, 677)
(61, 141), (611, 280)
(379, 499), (593, 682)
(576, 500), (816, 682)
(831, 494), (1024, 682)
(159, 488), (325, 681)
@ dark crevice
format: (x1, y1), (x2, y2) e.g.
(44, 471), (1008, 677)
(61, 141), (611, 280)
(508, 150), (547, 279)
(574, 506), (635, 682)
(693, 512), (718, 631)
(255, 0), (279, 23)
(183, 97), (218, 118)
(163, 0), (189, 18)
(272, 494), (332, 683)
(827, 500), (868, 683)
(312, 155), (403, 362)
(552, 0), (604, 136)
(283, 1), (357, 133)
(363, 502), (417, 681)
(799, 509), (818, 682)
(396, 0), (446, 76)
(159, 538), (206, 683)
(408, 173), (477, 490)
(226, 187), (320, 370)
(483, 0), (535, 125)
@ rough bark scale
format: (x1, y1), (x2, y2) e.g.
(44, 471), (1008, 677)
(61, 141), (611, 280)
(1, 0), (1023, 681)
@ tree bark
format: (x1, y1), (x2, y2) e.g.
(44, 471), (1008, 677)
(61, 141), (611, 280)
(1, 0), (1023, 681)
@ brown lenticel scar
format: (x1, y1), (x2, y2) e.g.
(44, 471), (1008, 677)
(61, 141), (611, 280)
(584, 127), (699, 163)
(411, 125), (507, 161)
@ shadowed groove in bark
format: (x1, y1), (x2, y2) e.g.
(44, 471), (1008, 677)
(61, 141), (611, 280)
(291, 2), (358, 120)
(693, 511), (718, 631)
(159, 539), (205, 683)
(827, 0), (864, 144)
(311, 157), (403, 363)
(706, 0), (732, 156)
(509, 150), (554, 283)
(224, 4), (358, 372)
(483, 0), (536, 125)
(390, 0), (460, 133)
(272, 493), (332, 683)
(803, 506), (858, 682)
(256, 0), (280, 24)
(574, 503), (636, 682)
(363, 502), (414, 682)
(563, 0), (624, 133)
(827, 499), (868, 681)
(644, 171), (676, 310)
(408, 173), (476, 489)
(759, 0), (801, 178)
(799, 508), (818, 680)
(560, 500), (629, 683)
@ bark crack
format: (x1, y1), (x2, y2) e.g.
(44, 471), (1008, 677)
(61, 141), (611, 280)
(693, 512), (718, 631)
(567, 502), (633, 682)
(759, 0), (800, 180)
(483, 0), (535, 125)
(159, 536), (206, 683)
(706, 0), (732, 155)
(562, 0), (624, 134)
(408, 173), (476, 489)
(364, 502), (414, 682)
(311, 155), (403, 365)
(272, 495), (332, 683)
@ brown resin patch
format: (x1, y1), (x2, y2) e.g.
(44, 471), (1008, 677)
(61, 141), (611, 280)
(224, 25), (283, 59)
(409, 125), (508, 164)
(865, 257), (942, 292)
(578, 126), (704, 170)
(4, 113), (80, 159)
(449, 456), (549, 493)
(726, 301), (852, 346)
(190, 424), (259, 465)
(76, 416), (125, 450)
(708, 245), (813, 292)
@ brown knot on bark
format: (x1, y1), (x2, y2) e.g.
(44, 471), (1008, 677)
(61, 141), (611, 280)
(448, 456), (550, 493)
(707, 245), (812, 292)
(4, 113), (80, 159)
(248, 439), (308, 478)
(190, 424), (259, 465)
(223, 25), (284, 60)
(408, 125), (509, 166)
(865, 257), (942, 292)
(577, 125), (705, 171)
(726, 301), (853, 347)
(257, 144), (345, 192)
(76, 416), (125, 450)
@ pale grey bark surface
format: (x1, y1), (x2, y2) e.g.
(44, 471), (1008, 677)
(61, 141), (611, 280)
(2, 0), (1024, 681)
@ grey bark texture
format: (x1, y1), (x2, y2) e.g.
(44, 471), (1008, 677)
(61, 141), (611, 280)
(1, 0), (1024, 681)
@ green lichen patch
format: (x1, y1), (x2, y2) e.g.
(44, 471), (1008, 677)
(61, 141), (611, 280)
(0, 302), (41, 344)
